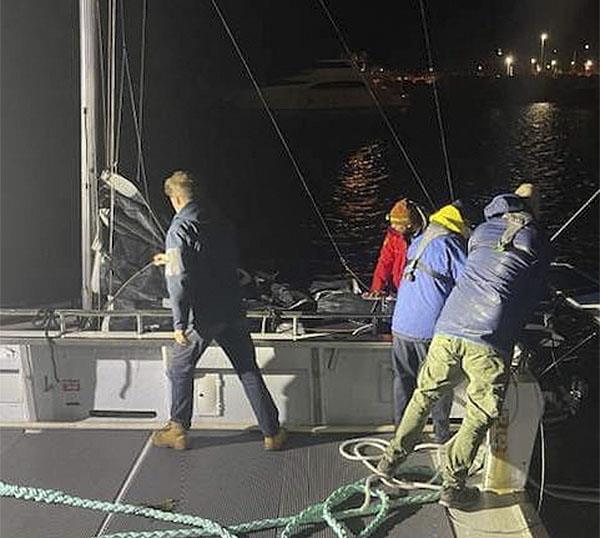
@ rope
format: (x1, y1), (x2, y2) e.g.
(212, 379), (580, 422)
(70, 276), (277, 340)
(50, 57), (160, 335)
(0, 472), (439, 537)
(209, 0), (368, 290)
(550, 187), (600, 242)
(32, 309), (64, 384)
(338, 437), (444, 491)
(417, 0), (454, 201)
(315, 0), (436, 210)
(103, 261), (156, 311)
(0, 436), (442, 537)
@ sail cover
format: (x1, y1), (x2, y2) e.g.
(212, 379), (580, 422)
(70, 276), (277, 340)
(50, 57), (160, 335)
(93, 172), (167, 310)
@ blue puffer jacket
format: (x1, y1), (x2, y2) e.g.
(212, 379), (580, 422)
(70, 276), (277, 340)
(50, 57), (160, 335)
(392, 229), (467, 341)
(434, 194), (550, 356)
(164, 200), (242, 330)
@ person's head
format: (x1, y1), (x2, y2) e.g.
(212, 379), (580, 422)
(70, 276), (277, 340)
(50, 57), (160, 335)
(164, 170), (196, 212)
(429, 202), (470, 237)
(514, 182), (540, 219)
(387, 199), (426, 235)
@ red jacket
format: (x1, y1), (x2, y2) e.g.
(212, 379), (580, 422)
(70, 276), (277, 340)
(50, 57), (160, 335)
(370, 228), (409, 293)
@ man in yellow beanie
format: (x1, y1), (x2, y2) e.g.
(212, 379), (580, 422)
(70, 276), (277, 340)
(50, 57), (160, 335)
(389, 202), (469, 442)
(378, 187), (549, 510)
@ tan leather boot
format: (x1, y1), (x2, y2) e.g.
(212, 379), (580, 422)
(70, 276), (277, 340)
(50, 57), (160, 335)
(264, 427), (287, 451)
(151, 421), (188, 450)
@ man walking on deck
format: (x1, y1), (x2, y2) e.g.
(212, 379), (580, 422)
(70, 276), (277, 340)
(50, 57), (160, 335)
(152, 170), (286, 451)
(390, 202), (469, 443)
(377, 184), (549, 509)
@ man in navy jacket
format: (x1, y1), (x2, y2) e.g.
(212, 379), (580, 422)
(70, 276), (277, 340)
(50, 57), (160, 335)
(152, 171), (286, 451)
(391, 202), (468, 442)
(378, 185), (549, 509)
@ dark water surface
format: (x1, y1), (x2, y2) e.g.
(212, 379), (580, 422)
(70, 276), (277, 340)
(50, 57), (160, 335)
(162, 100), (598, 287)
(1, 1), (598, 305)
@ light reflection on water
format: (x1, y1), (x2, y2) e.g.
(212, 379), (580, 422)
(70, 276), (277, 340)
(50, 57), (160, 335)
(302, 103), (598, 279)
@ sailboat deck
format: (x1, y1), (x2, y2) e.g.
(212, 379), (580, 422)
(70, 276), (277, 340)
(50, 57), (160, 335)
(0, 428), (456, 537)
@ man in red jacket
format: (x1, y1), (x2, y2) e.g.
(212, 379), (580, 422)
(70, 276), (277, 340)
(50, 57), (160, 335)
(366, 199), (426, 297)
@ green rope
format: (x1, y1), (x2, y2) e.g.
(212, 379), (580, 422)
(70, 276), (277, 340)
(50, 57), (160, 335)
(0, 467), (440, 538)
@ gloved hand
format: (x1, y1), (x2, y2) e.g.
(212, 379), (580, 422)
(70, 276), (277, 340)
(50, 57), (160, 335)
(173, 329), (190, 346)
(152, 252), (168, 266)
(362, 290), (386, 300)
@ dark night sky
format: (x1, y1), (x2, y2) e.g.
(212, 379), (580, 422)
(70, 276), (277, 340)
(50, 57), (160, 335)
(0, 0), (598, 305)
(205, 0), (599, 76)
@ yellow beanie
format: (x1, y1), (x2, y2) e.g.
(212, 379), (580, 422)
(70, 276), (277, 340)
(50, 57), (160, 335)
(429, 204), (469, 237)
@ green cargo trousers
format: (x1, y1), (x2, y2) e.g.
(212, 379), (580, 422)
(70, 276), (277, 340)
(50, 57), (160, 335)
(385, 334), (509, 488)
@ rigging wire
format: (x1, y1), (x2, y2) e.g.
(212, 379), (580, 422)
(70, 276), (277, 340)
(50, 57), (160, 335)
(315, 0), (436, 209)
(95, 0), (108, 167)
(537, 422), (545, 512)
(115, 24), (126, 174)
(118, 0), (156, 229)
(108, 0), (117, 172)
(538, 331), (597, 377)
(209, 0), (368, 289)
(136, 0), (149, 200)
(417, 0), (454, 200)
(107, 0), (118, 300)
(550, 187), (600, 243)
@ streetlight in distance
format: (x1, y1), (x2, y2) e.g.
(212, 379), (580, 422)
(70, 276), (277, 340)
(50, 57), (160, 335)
(540, 33), (549, 68)
(585, 59), (593, 75)
(505, 55), (514, 77)
(530, 57), (538, 75)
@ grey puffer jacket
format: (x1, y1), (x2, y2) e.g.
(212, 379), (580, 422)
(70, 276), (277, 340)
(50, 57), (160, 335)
(434, 193), (550, 356)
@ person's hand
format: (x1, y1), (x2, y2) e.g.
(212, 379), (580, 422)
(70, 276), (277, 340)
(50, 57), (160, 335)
(362, 290), (386, 299)
(173, 329), (189, 346)
(153, 252), (168, 266)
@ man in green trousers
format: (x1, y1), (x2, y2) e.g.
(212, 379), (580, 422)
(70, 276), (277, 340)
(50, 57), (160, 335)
(377, 185), (549, 509)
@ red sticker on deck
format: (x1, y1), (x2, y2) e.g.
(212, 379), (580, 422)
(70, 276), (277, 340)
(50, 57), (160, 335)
(61, 379), (81, 392)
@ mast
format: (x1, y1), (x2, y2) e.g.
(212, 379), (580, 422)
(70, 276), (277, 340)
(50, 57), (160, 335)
(79, 0), (98, 309)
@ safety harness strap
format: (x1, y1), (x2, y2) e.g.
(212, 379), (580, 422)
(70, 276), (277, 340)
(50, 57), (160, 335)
(404, 223), (451, 283)
(496, 212), (533, 252)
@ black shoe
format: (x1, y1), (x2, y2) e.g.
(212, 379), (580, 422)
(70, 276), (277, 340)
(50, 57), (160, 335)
(439, 486), (480, 510)
(375, 454), (402, 478)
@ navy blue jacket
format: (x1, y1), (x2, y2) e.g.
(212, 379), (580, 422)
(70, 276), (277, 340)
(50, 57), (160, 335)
(164, 200), (242, 330)
(435, 194), (550, 356)
(392, 230), (467, 340)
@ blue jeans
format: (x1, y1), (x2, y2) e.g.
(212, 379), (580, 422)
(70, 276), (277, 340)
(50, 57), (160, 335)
(392, 334), (453, 443)
(167, 318), (280, 435)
